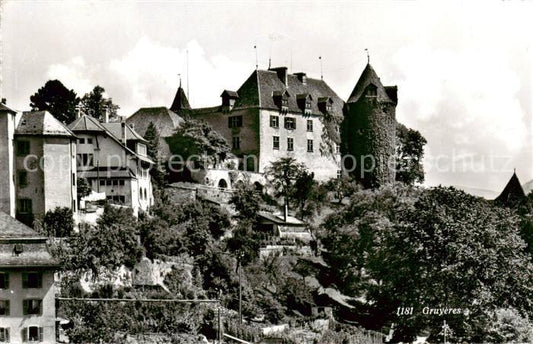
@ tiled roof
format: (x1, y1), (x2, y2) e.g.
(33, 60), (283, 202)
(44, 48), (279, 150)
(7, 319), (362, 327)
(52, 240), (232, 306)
(0, 103), (16, 113)
(127, 107), (184, 138)
(15, 111), (76, 137)
(221, 90), (239, 98)
(0, 211), (38, 238)
(258, 211), (306, 226)
(495, 172), (526, 203)
(170, 86), (191, 113)
(198, 68), (345, 116)
(101, 122), (147, 143)
(70, 115), (154, 165)
(68, 114), (107, 132)
(0, 212), (58, 269)
(347, 63), (395, 104)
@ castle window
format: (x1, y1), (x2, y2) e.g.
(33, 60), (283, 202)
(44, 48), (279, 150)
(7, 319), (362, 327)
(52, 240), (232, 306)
(0, 328), (9, 343)
(18, 199), (32, 214)
(16, 141), (30, 156)
(336, 144), (341, 154)
(232, 136), (241, 150)
(0, 300), (9, 316)
(307, 120), (313, 132)
(273, 136), (280, 150)
(307, 140), (314, 152)
(0, 273), (8, 289)
(119, 180), (125, 186)
(23, 299), (42, 315)
(287, 138), (294, 151)
(337, 170), (342, 179)
(297, 94), (313, 115)
(22, 272), (42, 289)
(273, 90), (289, 113)
(365, 84), (377, 98)
(87, 138), (93, 144)
(79, 138), (85, 144)
(228, 116), (243, 128)
(284, 117), (296, 130)
(270, 115), (279, 128)
(18, 170), (28, 188)
(99, 180), (105, 186)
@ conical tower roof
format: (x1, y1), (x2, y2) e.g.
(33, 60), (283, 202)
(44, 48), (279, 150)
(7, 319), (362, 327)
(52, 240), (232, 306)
(170, 83), (191, 113)
(347, 63), (393, 104)
(495, 171), (526, 204)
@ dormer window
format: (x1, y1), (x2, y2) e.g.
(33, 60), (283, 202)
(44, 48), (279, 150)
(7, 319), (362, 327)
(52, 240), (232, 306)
(318, 97), (333, 113)
(297, 94), (313, 115)
(273, 90), (289, 114)
(365, 84), (377, 98)
(221, 90), (239, 111)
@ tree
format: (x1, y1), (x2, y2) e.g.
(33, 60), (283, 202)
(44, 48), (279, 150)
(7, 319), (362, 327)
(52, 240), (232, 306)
(30, 79), (80, 124)
(395, 123), (427, 185)
(144, 121), (167, 188)
(77, 177), (92, 201)
(264, 157), (308, 213)
(166, 117), (230, 169)
(79, 85), (120, 122)
(321, 185), (533, 342)
(230, 182), (262, 222)
(43, 207), (74, 237)
(61, 205), (143, 274)
(325, 175), (360, 204)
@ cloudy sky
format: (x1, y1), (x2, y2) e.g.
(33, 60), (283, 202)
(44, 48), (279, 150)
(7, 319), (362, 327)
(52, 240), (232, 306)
(2, 0), (532, 195)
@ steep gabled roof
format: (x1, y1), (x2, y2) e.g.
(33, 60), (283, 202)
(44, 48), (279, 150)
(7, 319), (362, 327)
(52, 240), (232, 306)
(0, 211), (39, 238)
(15, 111), (76, 137)
(69, 115), (153, 165)
(68, 114), (107, 132)
(127, 107), (184, 138)
(229, 69), (344, 115)
(495, 172), (526, 204)
(0, 212), (59, 267)
(101, 122), (148, 143)
(170, 86), (191, 113)
(347, 63), (395, 104)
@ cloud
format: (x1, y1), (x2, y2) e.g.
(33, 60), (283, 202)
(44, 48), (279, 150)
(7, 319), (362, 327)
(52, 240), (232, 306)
(44, 37), (251, 117)
(391, 43), (527, 189)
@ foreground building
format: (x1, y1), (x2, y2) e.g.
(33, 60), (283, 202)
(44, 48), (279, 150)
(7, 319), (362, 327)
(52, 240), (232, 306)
(0, 104), (78, 227)
(0, 211), (59, 343)
(68, 115), (154, 215)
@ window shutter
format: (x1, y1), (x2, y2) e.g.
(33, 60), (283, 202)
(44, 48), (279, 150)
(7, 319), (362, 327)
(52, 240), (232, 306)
(6, 328), (9, 343)
(23, 300), (28, 315)
(4, 274), (8, 289)
(22, 273), (28, 288)
(37, 274), (42, 288)
(22, 328), (27, 343)
(5, 300), (9, 316)
(38, 300), (42, 315)
(38, 327), (43, 342)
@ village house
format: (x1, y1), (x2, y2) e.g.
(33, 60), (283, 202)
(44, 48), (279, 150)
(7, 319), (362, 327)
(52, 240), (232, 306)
(0, 103), (78, 227)
(68, 115), (154, 216)
(0, 211), (59, 343)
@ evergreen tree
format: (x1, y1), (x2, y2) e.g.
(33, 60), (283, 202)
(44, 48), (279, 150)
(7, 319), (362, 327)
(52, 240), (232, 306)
(30, 79), (80, 124)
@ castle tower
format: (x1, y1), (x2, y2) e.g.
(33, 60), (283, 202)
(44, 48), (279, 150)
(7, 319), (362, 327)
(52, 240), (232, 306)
(0, 101), (17, 216)
(342, 63), (398, 188)
(169, 81), (191, 114)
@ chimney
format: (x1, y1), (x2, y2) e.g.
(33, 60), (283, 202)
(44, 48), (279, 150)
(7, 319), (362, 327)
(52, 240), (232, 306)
(104, 108), (109, 123)
(121, 121), (127, 144)
(283, 202), (288, 222)
(270, 67), (288, 87)
(294, 72), (307, 85)
(1, 98), (6, 105)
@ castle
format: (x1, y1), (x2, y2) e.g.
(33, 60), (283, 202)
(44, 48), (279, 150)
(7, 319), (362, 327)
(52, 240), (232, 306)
(128, 62), (398, 188)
